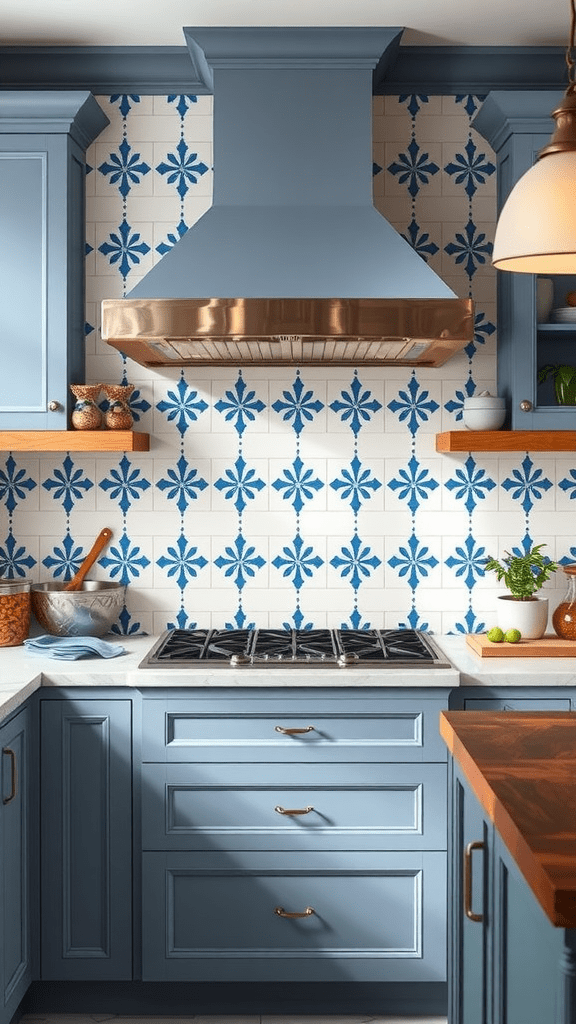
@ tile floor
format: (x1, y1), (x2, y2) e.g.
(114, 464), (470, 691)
(19, 1016), (448, 1024)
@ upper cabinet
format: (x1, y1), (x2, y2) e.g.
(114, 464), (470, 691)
(473, 92), (576, 431)
(0, 92), (109, 431)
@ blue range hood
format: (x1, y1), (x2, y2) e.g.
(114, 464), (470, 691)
(102, 28), (473, 367)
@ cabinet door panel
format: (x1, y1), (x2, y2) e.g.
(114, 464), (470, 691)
(0, 706), (30, 1020)
(141, 761), (447, 851)
(40, 699), (132, 980)
(142, 850), (446, 983)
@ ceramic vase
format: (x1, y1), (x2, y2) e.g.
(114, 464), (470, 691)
(70, 384), (102, 430)
(496, 595), (549, 640)
(103, 384), (135, 430)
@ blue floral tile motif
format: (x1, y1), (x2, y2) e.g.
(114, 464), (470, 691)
(0, 456), (36, 514)
(225, 607), (256, 631)
(156, 138), (209, 199)
(398, 94), (429, 117)
(398, 607), (430, 631)
(157, 534), (208, 590)
(444, 219), (493, 280)
(445, 455), (496, 513)
(42, 455), (93, 515)
(272, 534), (324, 590)
(272, 457), (324, 513)
(455, 94), (486, 117)
(214, 373), (266, 436)
(388, 455), (439, 514)
(444, 378), (477, 419)
(445, 533), (488, 589)
(501, 455), (553, 514)
(42, 533), (84, 578)
(465, 310), (496, 360)
(388, 373), (439, 436)
(0, 533), (36, 578)
(330, 455), (382, 513)
(558, 469), (576, 499)
(99, 532), (151, 586)
(214, 533), (266, 590)
(157, 455), (209, 514)
(388, 532), (439, 590)
(402, 218), (439, 261)
(97, 138), (151, 198)
(167, 94), (198, 117)
(124, 385), (151, 424)
(167, 608), (199, 631)
(156, 376), (209, 436)
(283, 607), (314, 631)
(110, 94), (140, 117)
(99, 455), (151, 514)
(444, 138), (496, 199)
(111, 605), (145, 637)
(451, 607), (487, 635)
(340, 609), (372, 630)
(214, 455), (266, 514)
(387, 138), (439, 198)
(98, 219), (151, 280)
(373, 162), (382, 176)
(330, 534), (381, 590)
(329, 372), (382, 436)
(271, 374), (324, 435)
(156, 218), (188, 257)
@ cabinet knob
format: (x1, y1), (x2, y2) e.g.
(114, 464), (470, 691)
(48, 400), (62, 412)
(519, 399), (533, 412)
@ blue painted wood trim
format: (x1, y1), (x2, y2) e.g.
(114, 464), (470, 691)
(0, 44), (568, 95)
(0, 91), (109, 147)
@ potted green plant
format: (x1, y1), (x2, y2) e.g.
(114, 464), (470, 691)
(484, 543), (559, 639)
(537, 363), (576, 405)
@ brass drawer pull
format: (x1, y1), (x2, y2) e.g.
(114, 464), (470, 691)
(464, 839), (485, 922)
(275, 804), (314, 816)
(274, 725), (315, 735)
(274, 905), (315, 918)
(2, 747), (17, 805)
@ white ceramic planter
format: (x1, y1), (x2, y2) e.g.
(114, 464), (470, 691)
(496, 595), (549, 640)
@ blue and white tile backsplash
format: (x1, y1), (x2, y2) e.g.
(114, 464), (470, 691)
(3, 92), (576, 636)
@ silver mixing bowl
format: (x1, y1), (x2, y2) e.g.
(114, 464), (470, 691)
(31, 580), (125, 637)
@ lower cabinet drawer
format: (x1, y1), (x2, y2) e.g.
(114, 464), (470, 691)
(141, 850), (446, 982)
(141, 762), (447, 851)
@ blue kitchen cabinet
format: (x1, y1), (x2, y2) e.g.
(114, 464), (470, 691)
(0, 93), (108, 430)
(472, 92), (576, 431)
(0, 705), (30, 1024)
(448, 757), (575, 1024)
(40, 698), (132, 980)
(139, 688), (450, 993)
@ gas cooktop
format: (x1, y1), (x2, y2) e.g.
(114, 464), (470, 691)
(139, 628), (450, 669)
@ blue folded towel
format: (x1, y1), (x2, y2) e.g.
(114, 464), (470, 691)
(23, 635), (126, 660)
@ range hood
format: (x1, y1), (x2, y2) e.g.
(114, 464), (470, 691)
(101, 28), (474, 368)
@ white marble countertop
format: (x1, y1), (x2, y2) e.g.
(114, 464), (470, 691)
(1, 632), (576, 725)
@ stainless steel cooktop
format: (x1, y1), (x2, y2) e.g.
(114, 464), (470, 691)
(139, 628), (450, 670)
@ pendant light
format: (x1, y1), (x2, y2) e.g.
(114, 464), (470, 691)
(492, 0), (576, 273)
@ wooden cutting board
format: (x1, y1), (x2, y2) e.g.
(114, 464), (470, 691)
(466, 633), (576, 657)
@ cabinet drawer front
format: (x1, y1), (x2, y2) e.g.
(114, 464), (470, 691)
(141, 697), (447, 763)
(141, 762), (447, 851)
(142, 850), (446, 982)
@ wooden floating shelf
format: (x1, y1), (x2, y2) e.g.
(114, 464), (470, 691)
(436, 430), (576, 452)
(0, 430), (150, 452)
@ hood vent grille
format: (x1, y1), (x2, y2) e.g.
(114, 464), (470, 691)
(101, 29), (474, 368)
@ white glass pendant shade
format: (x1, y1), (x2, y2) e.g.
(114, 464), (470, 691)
(493, 150), (576, 273)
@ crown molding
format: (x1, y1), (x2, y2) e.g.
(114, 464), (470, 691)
(0, 44), (568, 94)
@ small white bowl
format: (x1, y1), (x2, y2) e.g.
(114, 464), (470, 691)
(462, 395), (506, 431)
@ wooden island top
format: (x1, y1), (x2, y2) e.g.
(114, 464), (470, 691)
(440, 711), (576, 928)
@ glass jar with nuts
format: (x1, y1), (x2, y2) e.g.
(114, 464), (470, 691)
(0, 578), (31, 646)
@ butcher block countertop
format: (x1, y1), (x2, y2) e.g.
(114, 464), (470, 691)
(440, 710), (576, 928)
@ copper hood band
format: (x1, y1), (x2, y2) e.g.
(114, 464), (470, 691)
(101, 296), (475, 368)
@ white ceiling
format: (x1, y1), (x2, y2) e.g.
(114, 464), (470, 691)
(0, 0), (570, 48)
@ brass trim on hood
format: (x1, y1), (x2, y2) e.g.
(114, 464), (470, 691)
(101, 296), (474, 367)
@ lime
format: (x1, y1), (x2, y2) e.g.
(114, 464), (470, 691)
(487, 627), (505, 643)
(504, 628), (521, 643)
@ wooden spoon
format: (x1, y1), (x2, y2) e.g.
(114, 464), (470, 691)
(64, 528), (113, 592)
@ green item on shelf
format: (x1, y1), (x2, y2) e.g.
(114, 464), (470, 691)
(538, 363), (576, 405)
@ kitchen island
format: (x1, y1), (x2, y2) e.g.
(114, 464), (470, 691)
(440, 710), (576, 1024)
